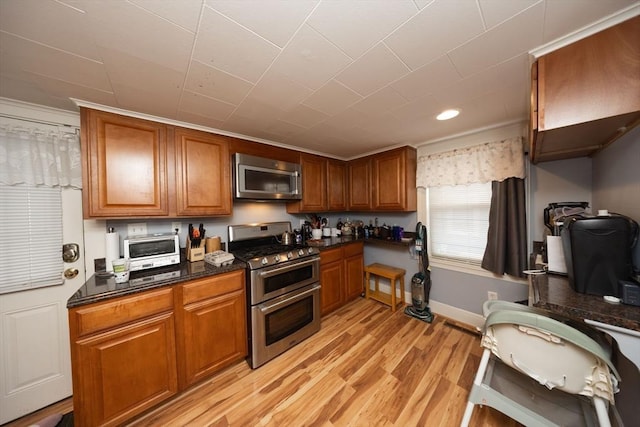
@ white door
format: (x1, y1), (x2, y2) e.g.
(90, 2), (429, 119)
(0, 188), (85, 424)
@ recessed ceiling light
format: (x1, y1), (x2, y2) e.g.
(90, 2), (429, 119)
(436, 109), (460, 120)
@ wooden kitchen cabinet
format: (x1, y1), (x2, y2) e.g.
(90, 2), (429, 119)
(174, 127), (232, 216)
(530, 16), (640, 163)
(371, 147), (417, 212)
(176, 270), (246, 388)
(80, 108), (232, 218)
(69, 288), (177, 427)
(347, 156), (371, 211)
(320, 241), (364, 316)
(344, 241), (364, 300)
(327, 158), (348, 211)
(80, 108), (170, 217)
(287, 154), (347, 213)
(320, 247), (344, 315)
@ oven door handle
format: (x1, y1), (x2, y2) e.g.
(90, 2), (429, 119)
(257, 257), (319, 279)
(259, 283), (320, 314)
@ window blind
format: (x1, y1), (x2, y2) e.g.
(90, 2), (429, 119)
(427, 182), (492, 264)
(0, 185), (63, 294)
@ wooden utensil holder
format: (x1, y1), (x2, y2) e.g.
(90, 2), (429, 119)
(186, 236), (205, 262)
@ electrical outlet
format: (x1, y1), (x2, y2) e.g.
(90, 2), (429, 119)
(127, 222), (147, 236)
(171, 222), (182, 235)
(488, 291), (498, 301)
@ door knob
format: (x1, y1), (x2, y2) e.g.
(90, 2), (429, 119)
(64, 268), (79, 279)
(63, 243), (79, 263)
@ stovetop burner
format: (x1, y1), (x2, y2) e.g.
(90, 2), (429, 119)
(228, 222), (319, 269)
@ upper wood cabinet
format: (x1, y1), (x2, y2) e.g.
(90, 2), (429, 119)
(371, 146), (416, 212)
(80, 108), (232, 218)
(347, 156), (371, 211)
(530, 16), (640, 163)
(327, 158), (347, 211)
(81, 108), (169, 217)
(287, 154), (347, 213)
(174, 127), (231, 216)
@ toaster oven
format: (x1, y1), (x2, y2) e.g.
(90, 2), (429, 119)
(123, 233), (180, 271)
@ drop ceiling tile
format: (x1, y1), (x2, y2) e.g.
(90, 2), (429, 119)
(0, 0), (99, 60)
(206, 0), (318, 48)
(111, 81), (181, 119)
(249, 72), (313, 110)
(301, 80), (362, 116)
(72, 0), (194, 74)
(185, 60), (254, 106)
(351, 87), (408, 115)
(448, 3), (544, 78)
(0, 32), (111, 91)
(268, 24), (352, 90)
(306, 0), (417, 59)
(384, 0), (485, 70)
(478, 0), (540, 29)
(0, 75), (78, 111)
(22, 71), (117, 107)
(390, 55), (462, 101)
(224, 98), (285, 133)
(280, 104), (329, 129)
(265, 119), (307, 139)
(542, 0), (637, 42)
(179, 90), (237, 122)
(431, 53), (530, 106)
(194, 6), (280, 83)
(130, 0), (203, 32)
(335, 43), (410, 97)
(176, 110), (226, 130)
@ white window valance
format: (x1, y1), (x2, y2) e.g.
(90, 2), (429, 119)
(0, 123), (82, 189)
(417, 137), (525, 188)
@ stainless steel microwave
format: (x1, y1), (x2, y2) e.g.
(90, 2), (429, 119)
(123, 233), (180, 271)
(233, 153), (302, 200)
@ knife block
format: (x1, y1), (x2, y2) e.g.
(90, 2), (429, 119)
(186, 236), (205, 262)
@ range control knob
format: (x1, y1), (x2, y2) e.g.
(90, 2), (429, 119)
(298, 249), (305, 256)
(287, 251), (293, 259)
(261, 257), (268, 265)
(274, 254), (281, 262)
(307, 248), (314, 254)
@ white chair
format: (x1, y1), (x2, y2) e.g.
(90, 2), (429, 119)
(461, 301), (621, 427)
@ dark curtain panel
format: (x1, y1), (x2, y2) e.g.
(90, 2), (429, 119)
(481, 177), (527, 278)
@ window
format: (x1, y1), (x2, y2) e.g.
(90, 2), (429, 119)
(0, 185), (63, 294)
(427, 182), (492, 264)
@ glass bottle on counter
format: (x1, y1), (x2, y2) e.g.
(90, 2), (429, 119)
(336, 218), (343, 230)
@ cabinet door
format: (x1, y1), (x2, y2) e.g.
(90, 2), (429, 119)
(320, 260), (344, 316)
(174, 127), (231, 216)
(300, 153), (327, 212)
(371, 149), (405, 210)
(327, 159), (347, 211)
(81, 108), (169, 217)
(344, 243), (364, 301)
(72, 313), (178, 427)
(180, 289), (246, 387)
(178, 270), (246, 388)
(348, 157), (371, 211)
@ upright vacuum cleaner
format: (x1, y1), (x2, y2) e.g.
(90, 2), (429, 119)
(405, 222), (434, 323)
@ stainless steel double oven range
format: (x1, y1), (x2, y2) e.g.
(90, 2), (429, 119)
(228, 222), (321, 369)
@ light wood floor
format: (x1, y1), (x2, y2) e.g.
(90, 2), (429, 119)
(5, 297), (520, 427)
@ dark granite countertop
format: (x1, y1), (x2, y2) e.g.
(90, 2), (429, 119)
(67, 259), (247, 309)
(530, 272), (640, 332)
(307, 235), (414, 250)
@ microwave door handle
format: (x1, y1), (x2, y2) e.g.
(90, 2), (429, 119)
(259, 284), (320, 314)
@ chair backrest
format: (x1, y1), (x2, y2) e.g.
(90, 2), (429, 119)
(482, 306), (619, 403)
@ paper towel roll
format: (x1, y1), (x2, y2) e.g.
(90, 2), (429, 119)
(205, 236), (221, 253)
(105, 231), (120, 272)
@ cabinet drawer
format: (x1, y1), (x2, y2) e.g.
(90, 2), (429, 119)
(343, 241), (363, 258)
(72, 288), (174, 337)
(181, 270), (245, 305)
(320, 247), (343, 265)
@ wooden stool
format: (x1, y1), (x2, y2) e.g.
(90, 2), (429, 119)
(364, 263), (406, 312)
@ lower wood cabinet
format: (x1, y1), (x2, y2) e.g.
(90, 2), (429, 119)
(69, 288), (178, 427)
(176, 270), (247, 388)
(320, 242), (364, 316)
(68, 270), (247, 426)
